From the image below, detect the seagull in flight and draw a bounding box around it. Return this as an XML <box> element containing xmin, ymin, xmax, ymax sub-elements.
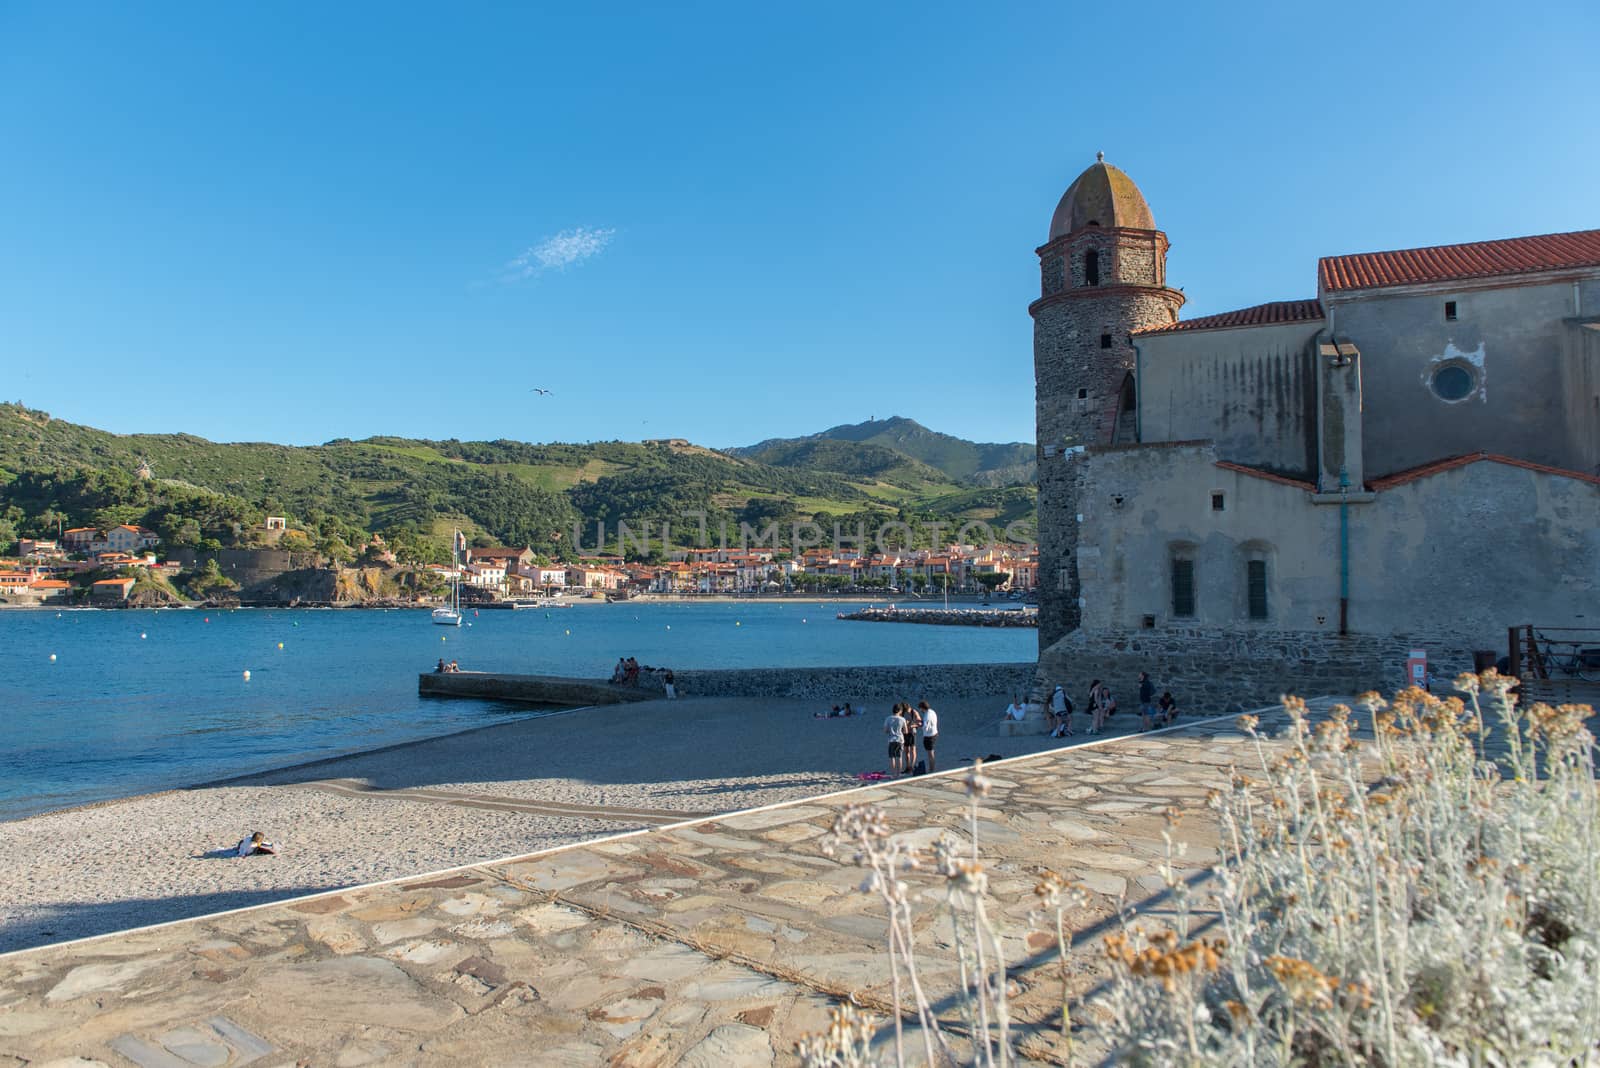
<box><xmin>530</xmin><ymin>388</ymin><xmax>554</xmax><ymax>396</ymax></box>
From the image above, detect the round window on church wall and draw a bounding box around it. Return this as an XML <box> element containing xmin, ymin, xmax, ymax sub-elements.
<box><xmin>1431</xmin><ymin>364</ymin><xmax>1475</xmax><ymax>402</ymax></box>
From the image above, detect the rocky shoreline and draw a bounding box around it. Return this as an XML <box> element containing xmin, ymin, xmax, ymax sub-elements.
<box><xmin>839</xmin><ymin>606</ymin><xmax>1039</xmax><ymax>627</ymax></box>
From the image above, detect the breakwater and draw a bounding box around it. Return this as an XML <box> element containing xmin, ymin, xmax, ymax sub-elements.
<box><xmin>839</xmin><ymin>607</ymin><xmax>1039</xmax><ymax>628</ymax></box>
<box><xmin>419</xmin><ymin>672</ymin><xmax>655</xmax><ymax>706</ymax></box>
<box><xmin>420</xmin><ymin>663</ymin><xmax>1035</xmax><ymax>705</ymax></box>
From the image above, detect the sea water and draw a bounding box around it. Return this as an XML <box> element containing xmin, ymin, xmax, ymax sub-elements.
<box><xmin>0</xmin><ymin>603</ymin><xmax>1031</xmax><ymax>819</ymax></box>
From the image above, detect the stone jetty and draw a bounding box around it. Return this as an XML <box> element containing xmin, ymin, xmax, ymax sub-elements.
<box><xmin>839</xmin><ymin>606</ymin><xmax>1039</xmax><ymax>627</ymax></box>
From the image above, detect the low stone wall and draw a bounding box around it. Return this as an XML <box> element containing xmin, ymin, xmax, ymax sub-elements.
<box><xmin>840</xmin><ymin>608</ymin><xmax>1038</xmax><ymax>628</ymax></box>
<box><xmin>418</xmin><ymin>672</ymin><xmax>654</xmax><ymax>707</ymax></box>
<box><xmin>1037</xmin><ymin>626</ymin><xmax>1480</xmax><ymax>715</ymax></box>
<box><xmin>638</xmin><ymin>662</ymin><xmax>1036</xmax><ymax>703</ymax></box>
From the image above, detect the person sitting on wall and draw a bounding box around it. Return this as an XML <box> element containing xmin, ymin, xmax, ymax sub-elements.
<box><xmin>624</xmin><ymin>657</ymin><xmax>640</xmax><ymax>686</ymax></box>
<box><xmin>446</xmin><ymin>660</ymin><xmax>460</xmax><ymax>673</ymax></box>
<box><xmin>611</xmin><ymin>657</ymin><xmax>628</xmax><ymax>684</ymax></box>
<box><xmin>1003</xmin><ymin>695</ymin><xmax>1028</xmax><ymax>721</ymax></box>
<box><xmin>436</xmin><ymin>658</ymin><xmax>447</xmax><ymax>673</ymax></box>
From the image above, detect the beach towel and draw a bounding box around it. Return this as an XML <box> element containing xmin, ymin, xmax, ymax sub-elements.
<box><xmin>855</xmin><ymin>771</ymin><xmax>894</xmax><ymax>781</ymax></box>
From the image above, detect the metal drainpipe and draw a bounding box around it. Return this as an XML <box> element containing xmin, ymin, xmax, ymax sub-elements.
<box><xmin>1338</xmin><ymin>464</ymin><xmax>1350</xmax><ymax>636</ymax></box>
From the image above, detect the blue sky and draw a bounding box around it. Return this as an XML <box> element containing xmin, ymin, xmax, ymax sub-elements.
<box><xmin>2</xmin><ymin>2</ymin><xmax>1594</xmax><ymax>449</ymax></box>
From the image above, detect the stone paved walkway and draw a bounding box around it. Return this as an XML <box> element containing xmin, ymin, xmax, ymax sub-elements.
<box><xmin>0</xmin><ymin>702</ymin><xmax>1339</xmax><ymax>1068</ymax></box>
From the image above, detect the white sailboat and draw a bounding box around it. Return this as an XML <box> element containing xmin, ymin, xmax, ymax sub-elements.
<box><xmin>432</xmin><ymin>530</ymin><xmax>464</xmax><ymax>626</ymax></box>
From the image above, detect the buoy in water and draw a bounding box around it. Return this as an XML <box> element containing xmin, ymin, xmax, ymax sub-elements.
<box><xmin>277</xmin><ymin>642</ymin><xmax>284</xmax><ymax>650</ymax></box>
<box><xmin>564</xmin><ymin>629</ymin><xmax>571</xmax><ymax>636</ymax></box>
<box><xmin>242</xmin><ymin>669</ymin><xmax>251</xmax><ymax>680</ymax></box>
<box><xmin>441</xmin><ymin>635</ymin><xmax>447</xmax><ymax>641</ymax></box>
<box><xmin>140</xmin><ymin>632</ymin><xmax>147</xmax><ymax>639</ymax></box>
<box><xmin>49</xmin><ymin>653</ymin><xmax>57</xmax><ymax>662</ymax></box>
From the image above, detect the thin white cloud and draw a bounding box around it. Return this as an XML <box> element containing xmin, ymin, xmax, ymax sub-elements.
<box><xmin>503</xmin><ymin>226</ymin><xmax>616</xmax><ymax>281</ymax></box>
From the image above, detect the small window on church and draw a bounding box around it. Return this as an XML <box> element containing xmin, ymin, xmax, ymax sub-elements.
<box><xmin>1085</xmin><ymin>249</ymin><xmax>1100</xmax><ymax>286</ymax></box>
<box><xmin>1431</xmin><ymin>364</ymin><xmax>1475</xmax><ymax>402</ymax></box>
<box><xmin>1211</xmin><ymin>492</ymin><xmax>1225</xmax><ymax>511</ymax></box>
<box><xmin>1247</xmin><ymin>560</ymin><xmax>1268</xmax><ymax>620</ymax></box>
<box><xmin>1171</xmin><ymin>558</ymin><xmax>1195</xmax><ymax>618</ymax></box>
<box><xmin>1444</xmin><ymin>301</ymin><xmax>1457</xmax><ymax>321</ymax></box>
<box><xmin>1077</xmin><ymin>388</ymin><xmax>1088</xmax><ymax>400</ymax></box>
<box><xmin>1100</xmin><ymin>334</ymin><xmax>1112</xmax><ymax>349</ymax></box>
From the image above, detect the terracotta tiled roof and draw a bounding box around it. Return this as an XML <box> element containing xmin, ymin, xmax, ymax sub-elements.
<box><xmin>1213</xmin><ymin>461</ymin><xmax>1317</xmax><ymax>491</ymax></box>
<box><xmin>1134</xmin><ymin>300</ymin><xmax>1324</xmax><ymax>337</ymax></box>
<box><xmin>1319</xmin><ymin>229</ymin><xmax>1600</xmax><ymax>293</ymax></box>
<box><xmin>1367</xmin><ymin>453</ymin><xmax>1600</xmax><ymax>490</ymax></box>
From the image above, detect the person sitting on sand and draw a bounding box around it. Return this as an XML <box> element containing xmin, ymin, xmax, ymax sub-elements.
<box><xmin>235</xmin><ymin>831</ymin><xmax>277</xmax><ymax>857</ymax></box>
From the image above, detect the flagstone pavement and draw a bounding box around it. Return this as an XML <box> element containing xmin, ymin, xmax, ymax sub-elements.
<box><xmin>0</xmin><ymin>702</ymin><xmax>1344</xmax><ymax>1068</ymax></box>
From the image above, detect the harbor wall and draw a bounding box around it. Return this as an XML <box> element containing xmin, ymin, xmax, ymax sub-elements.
<box><xmin>637</xmin><ymin>662</ymin><xmax>1036</xmax><ymax>703</ymax></box>
<box><xmin>420</xmin><ymin>663</ymin><xmax>1036</xmax><ymax>707</ymax></box>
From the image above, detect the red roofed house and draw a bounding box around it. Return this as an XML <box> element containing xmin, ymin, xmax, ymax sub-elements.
<box><xmin>91</xmin><ymin>576</ymin><xmax>136</xmax><ymax>603</ymax></box>
<box><xmin>1031</xmin><ymin>154</ymin><xmax>1599</xmax><ymax>707</ymax></box>
<box><xmin>105</xmin><ymin>525</ymin><xmax>159</xmax><ymax>553</ymax></box>
<box><xmin>62</xmin><ymin>527</ymin><xmax>102</xmax><ymax>553</ymax></box>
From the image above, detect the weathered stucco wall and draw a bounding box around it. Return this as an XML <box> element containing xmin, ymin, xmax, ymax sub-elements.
<box><xmin>1135</xmin><ymin>320</ymin><xmax>1322</xmax><ymax>477</ymax></box>
<box><xmin>1332</xmin><ymin>276</ymin><xmax>1600</xmax><ymax>477</ymax></box>
<box><xmin>1075</xmin><ymin>442</ymin><xmax>1599</xmax><ymax>652</ymax></box>
<box><xmin>1561</xmin><ymin>314</ymin><xmax>1600</xmax><ymax>475</ymax></box>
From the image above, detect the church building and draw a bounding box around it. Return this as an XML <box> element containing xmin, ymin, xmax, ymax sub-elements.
<box><xmin>1032</xmin><ymin>156</ymin><xmax>1600</xmax><ymax>707</ymax></box>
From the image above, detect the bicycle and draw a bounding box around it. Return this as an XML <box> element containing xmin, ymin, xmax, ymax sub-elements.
<box><xmin>1532</xmin><ymin>633</ymin><xmax>1600</xmax><ymax>682</ymax></box>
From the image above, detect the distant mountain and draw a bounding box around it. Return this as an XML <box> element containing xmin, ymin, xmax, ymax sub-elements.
<box><xmin>731</xmin><ymin>417</ymin><xmax>1035</xmax><ymax>487</ymax></box>
<box><xmin>0</xmin><ymin>405</ymin><xmax>1035</xmax><ymax>557</ymax></box>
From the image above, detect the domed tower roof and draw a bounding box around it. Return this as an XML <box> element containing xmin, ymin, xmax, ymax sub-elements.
<box><xmin>1048</xmin><ymin>153</ymin><xmax>1155</xmax><ymax>240</ymax></box>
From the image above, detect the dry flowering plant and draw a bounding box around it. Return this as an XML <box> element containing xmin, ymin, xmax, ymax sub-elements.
<box><xmin>797</xmin><ymin>674</ymin><xmax>1599</xmax><ymax>1067</ymax></box>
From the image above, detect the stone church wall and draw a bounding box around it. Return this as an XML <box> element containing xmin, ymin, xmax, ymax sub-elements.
<box><xmin>1335</xmin><ymin>276</ymin><xmax>1600</xmax><ymax>478</ymax></box>
<box><xmin>1036</xmin><ymin>625</ymin><xmax>1478</xmax><ymax>716</ymax></box>
<box><xmin>1135</xmin><ymin>320</ymin><xmax>1322</xmax><ymax>477</ymax></box>
<box><xmin>1073</xmin><ymin>441</ymin><xmax>1598</xmax><ymax>654</ymax></box>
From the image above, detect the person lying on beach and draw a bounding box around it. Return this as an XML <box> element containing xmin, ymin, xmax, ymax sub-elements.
<box><xmin>235</xmin><ymin>831</ymin><xmax>277</xmax><ymax>857</ymax></box>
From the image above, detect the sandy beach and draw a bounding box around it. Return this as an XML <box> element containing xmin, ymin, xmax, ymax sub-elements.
<box><xmin>0</xmin><ymin>693</ymin><xmax>1133</xmax><ymax>955</ymax></box>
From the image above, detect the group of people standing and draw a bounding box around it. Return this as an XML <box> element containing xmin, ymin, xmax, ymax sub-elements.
<box><xmin>883</xmin><ymin>700</ymin><xmax>939</xmax><ymax>775</ymax></box>
<box><xmin>1044</xmin><ymin>671</ymin><xmax>1179</xmax><ymax>737</ymax></box>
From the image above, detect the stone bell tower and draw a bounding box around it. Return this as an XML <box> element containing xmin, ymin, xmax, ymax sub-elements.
<box><xmin>1030</xmin><ymin>154</ymin><xmax>1184</xmax><ymax>650</ymax></box>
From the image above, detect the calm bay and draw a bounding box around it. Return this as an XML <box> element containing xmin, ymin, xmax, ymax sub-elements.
<box><xmin>0</xmin><ymin>602</ymin><xmax>1032</xmax><ymax>819</ymax></box>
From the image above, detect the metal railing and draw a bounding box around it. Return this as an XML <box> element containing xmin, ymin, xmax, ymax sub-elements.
<box><xmin>1508</xmin><ymin>625</ymin><xmax>1600</xmax><ymax>682</ymax></box>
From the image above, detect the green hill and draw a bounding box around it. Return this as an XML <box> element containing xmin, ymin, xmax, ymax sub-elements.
<box><xmin>0</xmin><ymin>404</ymin><xmax>1035</xmax><ymax>559</ymax></box>
<box><xmin>731</xmin><ymin>416</ymin><xmax>1035</xmax><ymax>487</ymax></box>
